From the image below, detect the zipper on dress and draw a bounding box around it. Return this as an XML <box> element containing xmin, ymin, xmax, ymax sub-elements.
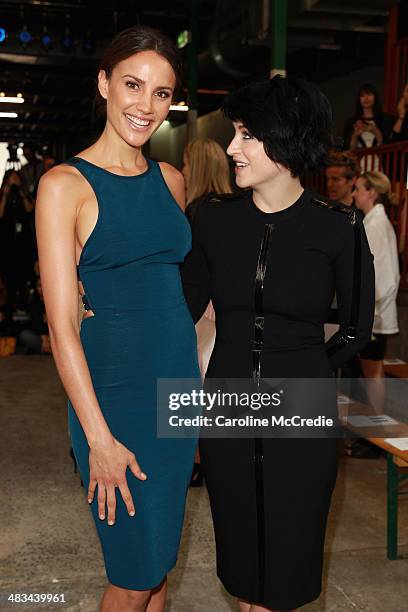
<box><xmin>252</xmin><ymin>222</ymin><xmax>274</xmax><ymax>602</ymax></box>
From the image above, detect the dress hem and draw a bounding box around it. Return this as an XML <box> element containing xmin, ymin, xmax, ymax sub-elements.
<box><xmin>106</xmin><ymin>558</ymin><xmax>177</xmax><ymax>592</ymax></box>
<box><xmin>218</xmin><ymin>573</ymin><xmax>322</xmax><ymax>611</ymax></box>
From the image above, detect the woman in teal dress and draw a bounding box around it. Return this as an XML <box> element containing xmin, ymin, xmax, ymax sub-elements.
<box><xmin>35</xmin><ymin>26</ymin><xmax>200</xmax><ymax>611</ymax></box>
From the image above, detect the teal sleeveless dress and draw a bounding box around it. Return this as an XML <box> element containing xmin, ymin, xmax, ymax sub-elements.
<box><xmin>65</xmin><ymin>156</ymin><xmax>200</xmax><ymax>590</ymax></box>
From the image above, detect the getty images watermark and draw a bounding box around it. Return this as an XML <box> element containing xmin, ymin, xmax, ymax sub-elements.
<box><xmin>167</xmin><ymin>388</ymin><xmax>334</xmax><ymax>429</ymax></box>
<box><xmin>157</xmin><ymin>378</ymin><xmax>343</xmax><ymax>438</ymax></box>
<box><xmin>157</xmin><ymin>377</ymin><xmax>408</xmax><ymax>439</ymax></box>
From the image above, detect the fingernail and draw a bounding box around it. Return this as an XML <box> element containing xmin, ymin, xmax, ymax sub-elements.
<box><xmin>129</xmin><ymin>511</ymin><xmax>135</xmax><ymax>516</ymax></box>
<box><xmin>141</xmin><ymin>472</ymin><xmax>147</xmax><ymax>479</ymax></box>
<box><xmin>99</xmin><ymin>514</ymin><xmax>105</xmax><ymax>520</ymax></box>
<box><xmin>108</xmin><ymin>520</ymin><xmax>114</xmax><ymax>525</ymax></box>
<box><xmin>88</xmin><ymin>498</ymin><xmax>92</xmax><ymax>503</ymax></box>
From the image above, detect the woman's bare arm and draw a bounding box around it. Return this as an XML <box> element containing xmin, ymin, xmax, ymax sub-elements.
<box><xmin>35</xmin><ymin>166</ymin><xmax>146</xmax><ymax>525</ymax></box>
<box><xmin>36</xmin><ymin>167</ymin><xmax>113</xmax><ymax>447</ymax></box>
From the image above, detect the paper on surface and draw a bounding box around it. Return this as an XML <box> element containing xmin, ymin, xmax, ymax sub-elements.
<box><xmin>384</xmin><ymin>358</ymin><xmax>406</xmax><ymax>365</ymax></box>
<box><xmin>384</xmin><ymin>438</ymin><xmax>408</xmax><ymax>451</ymax></box>
<box><xmin>347</xmin><ymin>415</ymin><xmax>399</xmax><ymax>427</ymax></box>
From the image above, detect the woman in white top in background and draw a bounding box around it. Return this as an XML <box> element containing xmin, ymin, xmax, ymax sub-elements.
<box><xmin>354</xmin><ymin>171</ymin><xmax>400</xmax><ymax>408</ymax></box>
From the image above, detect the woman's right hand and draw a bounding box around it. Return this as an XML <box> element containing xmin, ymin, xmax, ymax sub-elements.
<box><xmin>87</xmin><ymin>436</ymin><xmax>147</xmax><ymax>525</ymax></box>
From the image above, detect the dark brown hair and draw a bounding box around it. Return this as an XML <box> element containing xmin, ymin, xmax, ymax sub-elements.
<box><xmin>94</xmin><ymin>25</ymin><xmax>183</xmax><ymax>117</ymax></box>
<box><xmin>327</xmin><ymin>151</ymin><xmax>360</xmax><ymax>180</ymax></box>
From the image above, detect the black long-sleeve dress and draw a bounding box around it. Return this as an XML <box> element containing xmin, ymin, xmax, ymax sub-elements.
<box><xmin>181</xmin><ymin>188</ymin><xmax>374</xmax><ymax>610</ymax></box>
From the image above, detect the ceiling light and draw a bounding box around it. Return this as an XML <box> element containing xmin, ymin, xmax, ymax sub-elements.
<box><xmin>41</xmin><ymin>33</ymin><xmax>52</xmax><ymax>49</ymax></box>
<box><xmin>0</xmin><ymin>96</ymin><xmax>25</xmax><ymax>103</ymax></box>
<box><xmin>62</xmin><ymin>14</ymin><xmax>74</xmax><ymax>52</ymax></box>
<box><xmin>62</xmin><ymin>33</ymin><xmax>73</xmax><ymax>51</ymax></box>
<box><xmin>169</xmin><ymin>104</ymin><xmax>189</xmax><ymax>111</ymax></box>
<box><xmin>19</xmin><ymin>26</ymin><xmax>32</xmax><ymax>46</ymax></box>
<box><xmin>0</xmin><ymin>112</ymin><xmax>18</xmax><ymax>118</ymax></box>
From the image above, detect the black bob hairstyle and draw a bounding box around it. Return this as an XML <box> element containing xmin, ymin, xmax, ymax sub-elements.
<box><xmin>222</xmin><ymin>75</ymin><xmax>333</xmax><ymax>177</ymax></box>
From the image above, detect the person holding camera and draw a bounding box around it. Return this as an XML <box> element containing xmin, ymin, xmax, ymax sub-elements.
<box><xmin>391</xmin><ymin>82</ymin><xmax>408</xmax><ymax>142</ymax></box>
<box><xmin>343</xmin><ymin>83</ymin><xmax>394</xmax><ymax>152</ymax></box>
<box><xmin>0</xmin><ymin>170</ymin><xmax>35</xmax><ymax>309</ymax></box>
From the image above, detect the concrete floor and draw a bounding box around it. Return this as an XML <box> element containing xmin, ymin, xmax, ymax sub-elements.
<box><xmin>1</xmin><ymin>355</ymin><xmax>408</xmax><ymax>612</ymax></box>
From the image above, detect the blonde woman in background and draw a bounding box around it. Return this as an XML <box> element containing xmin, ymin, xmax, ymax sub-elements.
<box><xmin>354</xmin><ymin>171</ymin><xmax>400</xmax><ymax>409</ymax></box>
<box><xmin>182</xmin><ymin>138</ymin><xmax>233</xmax><ymax>378</ymax></box>
<box><xmin>182</xmin><ymin>138</ymin><xmax>232</xmax><ymax>486</ymax></box>
<box><xmin>183</xmin><ymin>138</ymin><xmax>232</xmax><ymax>220</ymax></box>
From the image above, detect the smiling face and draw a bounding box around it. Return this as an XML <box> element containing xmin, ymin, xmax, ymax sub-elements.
<box><xmin>226</xmin><ymin>122</ymin><xmax>283</xmax><ymax>189</ymax></box>
<box><xmin>98</xmin><ymin>50</ymin><xmax>176</xmax><ymax>147</ymax></box>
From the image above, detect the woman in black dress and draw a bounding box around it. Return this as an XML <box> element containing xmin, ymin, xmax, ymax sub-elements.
<box><xmin>182</xmin><ymin>76</ymin><xmax>375</xmax><ymax>611</ymax></box>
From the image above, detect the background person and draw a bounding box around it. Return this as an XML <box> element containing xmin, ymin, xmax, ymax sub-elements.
<box><xmin>182</xmin><ymin>137</ymin><xmax>233</xmax><ymax>379</ymax></box>
<box><xmin>183</xmin><ymin>137</ymin><xmax>232</xmax><ymax>221</ymax></box>
<box><xmin>0</xmin><ymin>170</ymin><xmax>35</xmax><ymax>309</ymax></box>
<box><xmin>390</xmin><ymin>82</ymin><xmax>408</xmax><ymax>142</ymax></box>
<box><xmin>325</xmin><ymin>152</ymin><xmax>360</xmax><ymax>206</ymax></box>
<box><xmin>182</xmin><ymin>137</ymin><xmax>233</xmax><ymax>486</ymax></box>
<box><xmin>354</xmin><ymin>171</ymin><xmax>400</xmax><ymax>410</ymax></box>
<box><xmin>343</xmin><ymin>83</ymin><xmax>394</xmax><ymax>151</ymax></box>
<box><xmin>20</xmin><ymin>144</ymin><xmax>43</xmax><ymax>198</ymax></box>
<box><xmin>0</xmin><ymin>274</ymin><xmax>14</xmax><ymax>336</ymax></box>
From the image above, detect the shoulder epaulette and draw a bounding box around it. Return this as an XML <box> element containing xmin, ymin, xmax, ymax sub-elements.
<box><xmin>207</xmin><ymin>192</ymin><xmax>245</xmax><ymax>204</ymax></box>
<box><xmin>311</xmin><ymin>196</ymin><xmax>356</xmax><ymax>225</ymax></box>
<box><xmin>312</xmin><ymin>195</ymin><xmax>362</xmax><ymax>353</ymax></box>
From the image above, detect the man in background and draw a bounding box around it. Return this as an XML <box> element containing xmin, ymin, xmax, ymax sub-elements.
<box><xmin>325</xmin><ymin>152</ymin><xmax>359</xmax><ymax>206</ymax></box>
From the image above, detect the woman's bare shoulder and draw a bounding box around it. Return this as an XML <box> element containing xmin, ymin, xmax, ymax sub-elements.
<box><xmin>37</xmin><ymin>163</ymin><xmax>88</xmax><ymax>212</ymax></box>
<box><xmin>157</xmin><ymin>161</ymin><xmax>185</xmax><ymax>210</ymax></box>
